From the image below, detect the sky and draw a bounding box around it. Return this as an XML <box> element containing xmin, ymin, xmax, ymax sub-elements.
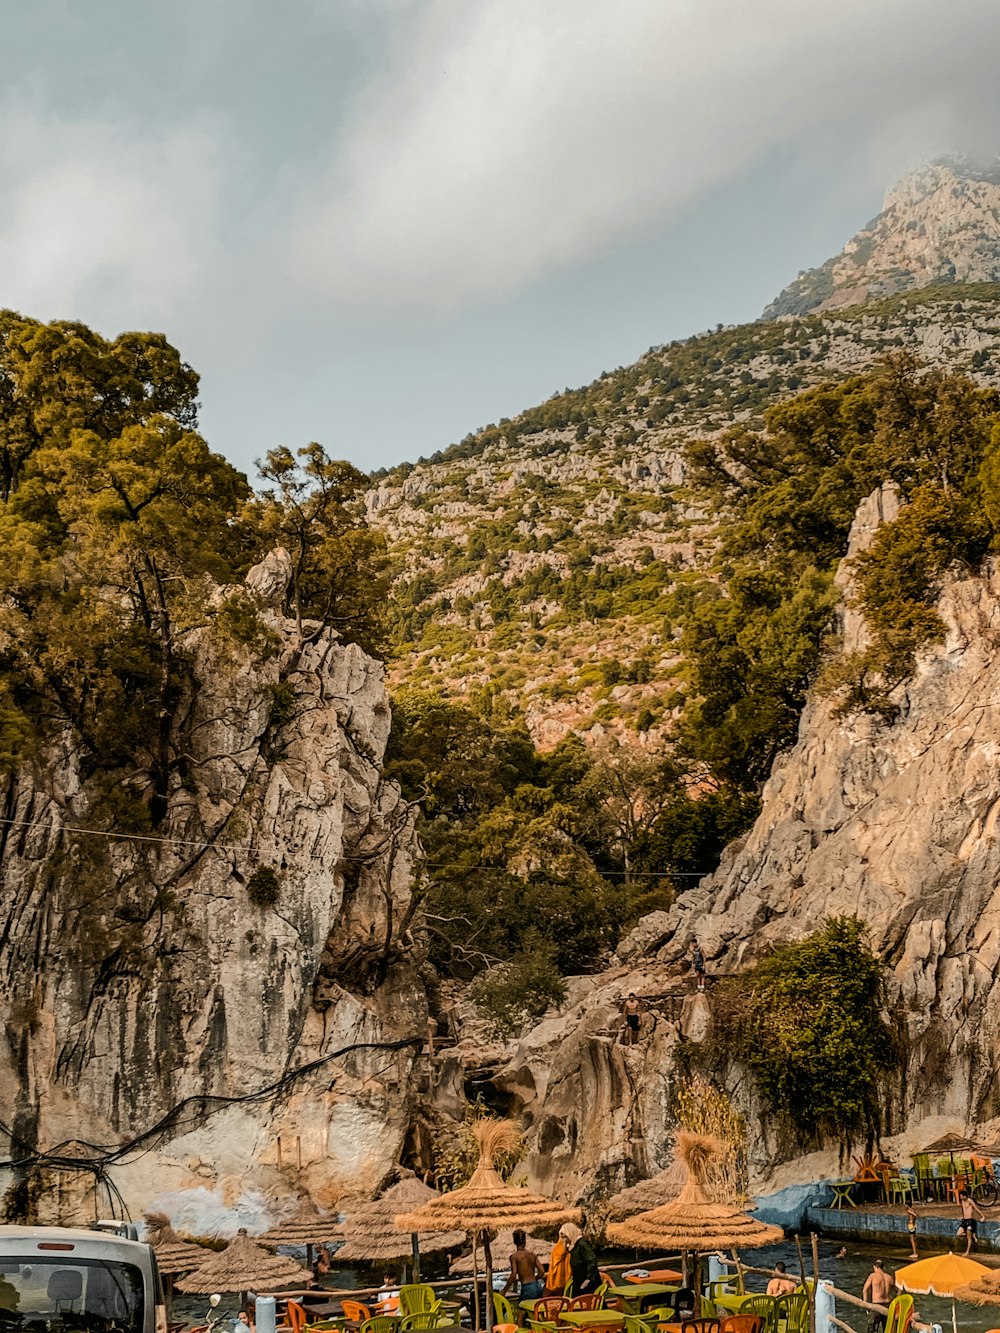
<box><xmin>3</xmin><ymin>0</ymin><xmax>1000</xmax><ymax>479</ymax></box>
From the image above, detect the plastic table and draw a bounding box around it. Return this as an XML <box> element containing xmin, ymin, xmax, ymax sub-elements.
<box><xmin>605</xmin><ymin>1284</ymin><xmax>678</xmax><ymax>1314</ymax></box>
<box><xmin>828</xmin><ymin>1179</ymin><xmax>857</xmax><ymax>1209</ymax></box>
<box><xmin>558</xmin><ymin>1314</ymin><xmax>626</xmax><ymax>1330</ymax></box>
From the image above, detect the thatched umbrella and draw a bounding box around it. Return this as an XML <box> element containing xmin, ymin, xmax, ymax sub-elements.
<box><xmin>258</xmin><ymin>1202</ymin><xmax>344</xmax><ymax>1273</ymax></box>
<box><xmin>396</xmin><ymin>1120</ymin><xmax>579</xmax><ymax>1333</ymax></box>
<box><xmin>450</xmin><ymin>1231</ymin><xmax>553</xmax><ymax>1275</ymax></box>
<box><xmin>607</xmin><ymin>1133</ymin><xmax>784</xmax><ymax>1292</ymax></box>
<box><xmin>143</xmin><ymin>1213</ymin><xmax>212</xmax><ymax>1276</ymax></box>
<box><xmin>175</xmin><ymin>1228</ymin><xmax>310</xmax><ymax>1299</ymax></box>
<box><xmin>953</xmin><ymin>1269</ymin><xmax>1000</xmax><ymax>1306</ymax></box>
<box><xmin>335</xmin><ymin>1176</ymin><xmax>465</xmax><ymax>1280</ymax></box>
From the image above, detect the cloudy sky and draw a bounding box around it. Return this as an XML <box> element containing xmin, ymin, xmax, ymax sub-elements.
<box><xmin>4</xmin><ymin>0</ymin><xmax>1000</xmax><ymax>477</ymax></box>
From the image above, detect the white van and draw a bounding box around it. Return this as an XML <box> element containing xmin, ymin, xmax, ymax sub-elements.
<box><xmin>0</xmin><ymin>1226</ymin><xmax>167</xmax><ymax>1333</ymax></box>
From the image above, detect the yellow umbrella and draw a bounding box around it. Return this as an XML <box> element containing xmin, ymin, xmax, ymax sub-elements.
<box><xmin>895</xmin><ymin>1252</ymin><xmax>990</xmax><ymax>1333</ymax></box>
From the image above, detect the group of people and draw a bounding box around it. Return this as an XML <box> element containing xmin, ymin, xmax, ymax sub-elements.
<box><xmin>619</xmin><ymin>942</ymin><xmax>710</xmax><ymax>1043</ymax></box>
<box><xmin>501</xmin><ymin>1224</ymin><xmax>601</xmax><ymax>1302</ymax></box>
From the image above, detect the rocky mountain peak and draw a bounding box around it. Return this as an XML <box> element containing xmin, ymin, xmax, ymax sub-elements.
<box><xmin>764</xmin><ymin>155</ymin><xmax>1000</xmax><ymax>318</ymax></box>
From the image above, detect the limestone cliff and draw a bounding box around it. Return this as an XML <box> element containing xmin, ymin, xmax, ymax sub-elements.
<box><xmin>766</xmin><ymin>157</ymin><xmax>1000</xmax><ymax>317</ymax></box>
<box><xmin>459</xmin><ymin>488</ymin><xmax>1000</xmax><ymax>1204</ymax></box>
<box><xmin>0</xmin><ymin>558</ymin><xmax>426</xmax><ymax>1231</ymax></box>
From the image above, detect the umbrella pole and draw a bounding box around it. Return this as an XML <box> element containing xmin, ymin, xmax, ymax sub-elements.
<box><xmin>412</xmin><ymin>1233</ymin><xmax>421</xmax><ymax>1284</ymax></box>
<box><xmin>483</xmin><ymin>1232</ymin><xmax>495</xmax><ymax>1333</ymax></box>
<box><xmin>473</xmin><ymin>1233</ymin><xmax>481</xmax><ymax>1333</ymax></box>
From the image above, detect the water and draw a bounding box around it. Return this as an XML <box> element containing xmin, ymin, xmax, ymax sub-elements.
<box><xmin>169</xmin><ymin>1239</ymin><xmax>999</xmax><ymax>1333</ymax></box>
<box><xmin>727</xmin><ymin>1238</ymin><xmax>998</xmax><ymax>1333</ymax></box>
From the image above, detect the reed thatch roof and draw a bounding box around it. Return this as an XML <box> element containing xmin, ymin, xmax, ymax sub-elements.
<box><xmin>143</xmin><ymin>1213</ymin><xmax>212</xmax><ymax>1276</ymax></box>
<box><xmin>450</xmin><ymin>1231</ymin><xmax>553</xmax><ymax>1275</ymax></box>
<box><xmin>175</xmin><ymin>1229</ymin><xmax>311</xmax><ymax>1294</ymax></box>
<box><xmin>606</xmin><ymin>1133</ymin><xmax>784</xmax><ymax>1253</ymax></box>
<box><xmin>954</xmin><ymin>1272</ymin><xmax>1000</xmax><ymax>1306</ymax></box>
<box><xmin>396</xmin><ymin>1120</ymin><xmax>579</xmax><ymax>1236</ymax></box>
<box><xmin>258</xmin><ymin>1200</ymin><xmax>343</xmax><ymax>1249</ymax></box>
<box><xmin>335</xmin><ymin>1176</ymin><xmax>465</xmax><ymax>1261</ymax></box>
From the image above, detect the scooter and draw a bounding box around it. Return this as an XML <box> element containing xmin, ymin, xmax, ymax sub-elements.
<box><xmin>189</xmin><ymin>1293</ymin><xmax>227</xmax><ymax>1333</ymax></box>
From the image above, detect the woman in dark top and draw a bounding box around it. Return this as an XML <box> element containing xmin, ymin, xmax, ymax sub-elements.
<box><xmin>559</xmin><ymin>1222</ymin><xmax>601</xmax><ymax>1294</ymax></box>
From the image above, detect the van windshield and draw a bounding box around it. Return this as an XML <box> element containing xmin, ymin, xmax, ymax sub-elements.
<box><xmin>0</xmin><ymin>1257</ymin><xmax>144</xmax><ymax>1333</ymax></box>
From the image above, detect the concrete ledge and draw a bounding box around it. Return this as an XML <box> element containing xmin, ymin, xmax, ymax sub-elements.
<box><xmin>804</xmin><ymin>1206</ymin><xmax>1000</xmax><ymax>1253</ymax></box>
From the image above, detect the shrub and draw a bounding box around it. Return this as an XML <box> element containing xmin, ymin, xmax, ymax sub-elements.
<box><xmin>247</xmin><ymin>866</ymin><xmax>281</xmax><ymax>906</ymax></box>
<box><xmin>470</xmin><ymin>948</ymin><xmax>567</xmax><ymax>1039</ymax></box>
<box><xmin>709</xmin><ymin>916</ymin><xmax>898</xmax><ymax>1145</ymax></box>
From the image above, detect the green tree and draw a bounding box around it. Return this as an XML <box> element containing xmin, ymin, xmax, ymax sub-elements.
<box><xmin>249</xmin><ymin>443</ymin><xmax>389</xmax><ymax>655</ymax></box>
<box><xmin>709</xmin><ymin>917</ymin><xmax>898</xmax><ymax>1145</ymax></box>
<box><xmin>0</xmin><ymin>310</ymin><xmax>199</xmax><ymax>501</ymax></box>
<box><xmin>0</xmin><ymin>415</ymin><xmax>249</xmax><ymax>820</ymax></box>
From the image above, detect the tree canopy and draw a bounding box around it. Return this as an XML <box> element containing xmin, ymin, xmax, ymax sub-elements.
<box><xmin>0</xmin><ymin>313</ymin><xmax>387</xmax><ymax>827</ymax></box>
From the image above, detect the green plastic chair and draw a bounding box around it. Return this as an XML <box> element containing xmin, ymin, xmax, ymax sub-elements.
<box><xmin>776</xmin><ymin>1294</ymin><xmax>809</xmax><ymax>1333</ymax></box>
<box><xmin>361</xmin><ymin>1320</ymin><xmax>399</xmax><ymax>1333</ymax></box>
<box><xmin>741</xmin><ymin>1297</ymin><xmax>778</xmax><ymax>1333</ymax></box>
<box><xmin>885</xmin><ymin>1294</ymin><xmax>914</xmax><ymax>1333</ymax></box>
<box><xmin>400</xmin><ymin>1316</ymin><xmax>446</xmax><ymax>1332</ymax></box>
<box><xmin>493</xmin><ymin>1294</ymin><xmax>519</xmax><ymax>1327</ymax></box>
<box><xmin>911</xmin><ymin>1153</ymin><xmax>933</xmax><ymax>1198</ymax></box>
<box><xmin>399</xmin><ymin>1287</ymin><xmax>440</xmax><ymax>1318</ymax></box>
<box><xmin>624</xmin><ymin>1318</ymin><xmax>656</xmax><ymax>1333</ymax></box>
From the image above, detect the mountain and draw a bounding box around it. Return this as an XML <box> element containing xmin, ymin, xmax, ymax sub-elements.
<box><xmin>765</xmin><ymin>157</ymin><xmax>1000</xmax><ymax>318</ymax></box>
<box><xmin>371</xmin><ymin>282</ymin><xmax>1000</xmax><ymax>751</ymax></box>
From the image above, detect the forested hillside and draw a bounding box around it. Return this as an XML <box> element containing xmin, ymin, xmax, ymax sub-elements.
<box><xmin>371</xmin><ymin>284</ymin><xmax>1000</xmax><ymax>1025</ymax></box>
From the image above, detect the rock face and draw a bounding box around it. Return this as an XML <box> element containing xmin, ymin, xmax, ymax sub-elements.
<box><xmin>0</xmin><ymin>566</ymin><xmax>426</xmax><ymax>1230</ymax></box>
<box><xmin>477</xmin><ymin>489</ymin><xmax>1000</xmax><ymax>1201</ymax></box>
<box><xmin>766</xmin><ymin>157</ymin><xmax>1000</xmax><ymax>317</ymax></box>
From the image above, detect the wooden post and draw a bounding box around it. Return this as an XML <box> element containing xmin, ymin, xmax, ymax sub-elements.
<box><xmin>472</xmin><ymin>1233</ymin><xmax>481</xmax><ymax>1333</ymax></box>
<box><xmin>731</xmin><ymin>1249</ymin><xmax>745</xmax><ymax>1295</ymax></box>
<box><xmin>483</xmin><ymin>1233</ymin><xmax>495</xmax><ymax>1333</ymax></box>
<box><xmin>411</xmin><ymin>1233</ymin><xmax>421</xmax><ymax>1284</ymax></box>
<box><xmin>811</xmin><ymin>1232</ymin><xmax>821</xmax><ymax>1333</ymax></box>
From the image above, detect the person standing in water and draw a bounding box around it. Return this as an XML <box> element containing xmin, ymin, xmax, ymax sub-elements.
<box><xmin>863</xmin><ymin>1260</ymin><xmax>895</xmax><ymax>1332</ymax></box>
<box><xmin>906</xmin><ymin>1204</ymin><xmax>919</xmax><ymax>1259</ymax></box>
<box><xmin>501</xmin><ymin>1231</ymin><xmax>547</xmax><ymax>1301</ymax></box>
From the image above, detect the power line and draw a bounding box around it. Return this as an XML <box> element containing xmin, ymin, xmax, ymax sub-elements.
<box><xmin>0</xmin><ymin>814</ymin><xmax>249</xmax><ymax>853</ymax></box>
<box><xmin>0</xmin><ymin>815</ymin><xmax>715</xmax><ymax>874</ymax></box>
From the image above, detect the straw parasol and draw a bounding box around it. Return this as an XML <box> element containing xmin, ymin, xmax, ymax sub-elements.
<box><xmin>953</xmin><ymin>1269</ymin><xmax>1000</xmax><ymax>1306</ymax></box>
<box><xmin>450</xmin><ymin>1231</ymin><xmax>553</xmax><ymax>1275</ymax></box>
<box><xmin>335</xmin><ymin>1175</ymin><xmax>465</xmax><ymax>1278</ymax></box>
<box><xmin>896</xmin><ymin>1252</ymin><xmax>991</xmax><ymax>1333</ymax></box>
<box><xmin>258</xmin><ymin>1199</ymin><xmax>344</xmax><ymax>1266</ymax></box>
<box><xmin>607</xmin><ymin>1132</ymin><xmax>783</xmax><ymax>1291</ymax></box>
<box><xmin>175</xmin><ymin>1228</ymin><xmax>311</xmax><ymax>1297</ymax></box>
<box><xmin>396</xmin><ymin>1119</ymin><xmax>579</xmax><ymax>1333</ymax></box>
<box><xmin>143</xmin><ymin>1213</ymin><xmax>212</xmax><ymax>1276</ymax></box>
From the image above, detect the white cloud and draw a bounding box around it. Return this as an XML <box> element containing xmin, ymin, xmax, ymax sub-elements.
<box><xmin>290</xmin><ymin>0</ymin><xmax>1000</xmax><ymax>316</ymax></box>
<box><xmin>0</xmin><ymin>105</ymin><xmax>225</xmax><ymax>331</ymax></box>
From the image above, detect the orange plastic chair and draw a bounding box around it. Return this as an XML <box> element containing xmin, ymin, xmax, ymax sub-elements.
<box><xmin>342</xmin><ymin>1302</ymin><xmax>373</xmax><ymax>1324</ymax></box>
<box><xmin>720</xmin><ymin>1318</ymin><xmax>762</xmax><ymax>1333</ymax></box>
<box><xmin>569</xmin><ymin>1297</ymin><xmax>603</xmax><ymax>1312</ymax></box>
<box><xmin>286</xmin><ymin>1303</ymin><xmax>307</xmax><ymax>1333</ymax></box>
<box><xmin>531</xmin><ymin>1297</ymin><xmax>569</xmax><ymax>1330</ymax></box>
<box><xmin>681</xmin><ymin>1321</ymin><xmax>720</xmax><ymax>1333</ymax></box>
